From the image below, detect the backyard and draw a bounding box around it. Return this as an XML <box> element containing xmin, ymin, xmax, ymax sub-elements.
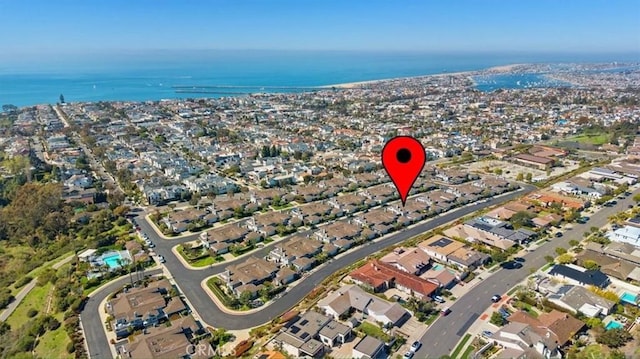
<box><xmin>356</xmin><ymin>321</ymin><xmax>391</xmax><ymax>342</ymax></box>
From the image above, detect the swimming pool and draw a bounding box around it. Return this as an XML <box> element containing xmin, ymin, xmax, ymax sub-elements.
<box><xmin>620</xmin><ymin>292</ymin><xmax>638</xmax><ymax>306</ymax></box>
<box><xmin>432</xmin><ymin>264</ymin><xmax>444</xmax><ymax>271</ymax></box>
<box><xmin>605</xmin><ymin>320</ymin><xmax>623</xmax><ymax>330</ymax></box>
<box><xmin>101</xmin><ymin>251</ymin><xmax>129</xmax><ymax>269</ymax></box>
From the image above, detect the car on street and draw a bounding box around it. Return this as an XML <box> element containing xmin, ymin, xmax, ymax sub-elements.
<box><xmin>513</xmin><ymin>262</ymin><xmax>523</xmax><ymax>269</ymax></box>
<box><xmin>555</xmin><ymin>232</ymin><xmax>563</xmax><ymax>238</ymax></box>
<box><xmin>441</xmin><ymin>307</ymin><xmax>451</xmax><ymax>316</ymax></box>
<box><xmin>403</xmin><ymin>351</ymin><xmax>414</xmax><ymax>359</ymax></box>
<box><xmin>514</xmin><ymin>257</ymin><xmax>525</xmax><ymax>263</ymax></box>
<box><xmin>491</xmin><ymin>294</ymin><xmax>502</xmax><ymax>302</ymax></box>
<box><xmin>147</xmin><ymin>241</ymin><xmax>155</xmax><ymax>248</ymax></box>
<box><xmin>410</xmin><ymin>341</ymin><xmax>422</xmax><ymax>352</ymax></box>
<box><xmin>158</xmin><ymin>255</ymin><xmax>166</xmax><ymax>263</ymax></box>
<box><xmin>481</xmin><ymin>330</ymin><xmax>493</xmax><ymax>337</ymax></box>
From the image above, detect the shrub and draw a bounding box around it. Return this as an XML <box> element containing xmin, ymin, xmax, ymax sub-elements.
<box><xmin>66</xmin><ymin>341</ymin><xmax>76</xmax><ymax>353</ymax></box>
<box><xmin>0</xmin><ymin>290</ymin><xmax>15</xmax><ymax>310</ymax></box>
<box><xmin>596</xmin><ymin>328</ymin><xmax>632</xmax><ymax>348</ymax></box>
<box><xmin>26</xmin><ymin>308</ymin><xmax>38</xmax><ymax>318</ymax></box>
<box><xmin>14</xmin><ymin>276</ymin><xmax>33</xmax><ymax>288</ymax></box>
<box><xmin>14</xmin><ymin>335</ymin><xmax>36</xmax><ymax>352</ymax></box>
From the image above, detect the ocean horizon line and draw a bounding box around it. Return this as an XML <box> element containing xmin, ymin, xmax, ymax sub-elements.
<box><xmin>2</xmin><ymin>52</ymin><xmax>639</xmax><ymax>108</ymax></box>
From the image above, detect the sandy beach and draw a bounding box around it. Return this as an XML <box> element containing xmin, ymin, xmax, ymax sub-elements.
<box><xmin>323</xmin><ymin>63</ymin><xmax>527</xmax><ymax>89</ymax></box>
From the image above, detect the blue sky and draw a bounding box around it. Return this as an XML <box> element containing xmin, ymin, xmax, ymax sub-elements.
<box><xmin>0</xmin><ymin>0</ymin><xmax>638</xmax><ymax>57</ymax></box>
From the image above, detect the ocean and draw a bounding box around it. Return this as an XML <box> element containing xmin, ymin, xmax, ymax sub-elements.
<box><xmin>0</xmin><ymin>50</ymin><xmax>638</xmax><ymax>107</ymax></box>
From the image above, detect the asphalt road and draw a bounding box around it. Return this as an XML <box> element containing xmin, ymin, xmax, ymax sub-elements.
<box><xmin>82</xmin><ymin>185</ymin><xmax>534</xmax><ymax>358</ymax></box>
<box><xmin>414</xmin><ymin>187</ymin><xmax>640</xmax><ymax>358</ymax></box>
<box><xmin>83</xmin><ymin>268</ymin><xmax>163</xmax><ymax>359</ymax></box>
<box><xmin>134</xmin><ymin>185</ymin><xmax>535</xmax><ymax>329</ymax></box>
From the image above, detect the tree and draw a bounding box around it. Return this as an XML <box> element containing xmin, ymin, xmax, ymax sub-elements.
<box><xmin>564</xmin><ymin>209</ymin><xmax>579</xmax><ymax>222</ymax></box>
<box><xmin>633</xmin><ymin>193</ymin><xmax>640</xmax><ymax>203</ymax></box>
<box><xmin>525</xmin><ymin>173</ymin><xmax>533</xmax><ymax>182</ymax></box>
<box><xmin>59</xmin><ymin>94</ymin><xmax>65</xmax><ymax>103</ymax></box>
<box><xmin>239</xmin><ymin>290</ymin><xmax>253</xmax><ymax>306</ymax></box>
<box><xmin>584</xmin><ymin>317</ymin><xmax>603</xmax><ymax>329</ymax></box>
<box><xmin>555</xmin><ymin>247</ymin><xmax>567</xmax><ymax>255</ymax></box>
<box><xmin>490</xmin><ymin>311</ymin><xmax>506</xmax><ymax>326</ymax></box>
<box><xmin>544</xmin><ymin>255</ymin><xmax>554</xmax><ymax>263</ymax></box>
<box><xmin>516</xmin><ymin>173</ymin><xmax>524</xmax><ymax>181</ymax></box>
<box><xmin>569</xmin><ymin>239</ymin><xmax>580</xmax><ymax>247</ymax></box>
<box><xmin>491</xmin><ymin>250</ymin><xmax>507</xmax><ymax>264</ymax></box>
<box><xmin>556</xmin><ymin>253</ymin><xmax>574</xmax><ymax>264</ymax></box>
<box><xmin>589</xmin><ymin>287</ymin><xmax>620</xmax><ymax>303</ymax></box>
<box><xmin>583</xmin><ymin>260</ymin><xmax>600</xmax><ymax>270</ymax></box>
<box><xmin>596</xmin><ymin>328</ymin><xmax>632</xmax><ymax>348</ymax></box>
<box><xmin>511</xmin><ymin>211</ymin><xmax>534</xmax><ymax>228</ymax></box>
<box><xmin>153</xmin><ymin>134</ymin><xmax>166</xmax><ymax>145</ymax></box>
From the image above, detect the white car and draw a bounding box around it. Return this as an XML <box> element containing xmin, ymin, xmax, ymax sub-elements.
<box><xmin>158</xmin><ymin>255</ymin><xmax>166</xmax><ymax>263</ymax></box>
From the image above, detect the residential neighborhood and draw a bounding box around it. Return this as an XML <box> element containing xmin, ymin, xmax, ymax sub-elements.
<box><xmin>1</xmin><ymin>62</ymin><xmax>639</xmax><ymax>359</ymax></box>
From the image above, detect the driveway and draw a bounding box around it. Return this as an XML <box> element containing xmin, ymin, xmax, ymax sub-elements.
<box><xmin>413</xmin><ymin>187</ymin><xmax>640</xmax><ymax>358</ymax></box>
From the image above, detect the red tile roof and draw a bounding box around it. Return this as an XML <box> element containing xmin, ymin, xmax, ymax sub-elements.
<box><xmin>350</xmin><ymin>260</ymin><xmax>438</xmax><ymax>298</ymax></box>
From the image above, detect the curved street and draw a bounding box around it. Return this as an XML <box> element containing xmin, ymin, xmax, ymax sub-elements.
<box><xmin>414</xmin><ymin>187</ymin><xmax>640</xmax><ymax>358</ymax></box>
<box><xmin>83</xmin><ymin>268</ymin><xmax>163</xmax><ymax>359</ymax></box>
<box><xmin>83</xmin><ymin>185</ymin><xmax>534</xmax><ymax>358</ymax></box>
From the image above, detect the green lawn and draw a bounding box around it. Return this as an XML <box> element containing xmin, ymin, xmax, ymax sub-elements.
<box><xmin>567</xmin><ymin>133</ymin><xmax>610</xmax><ymax>145</ymax></box>
<box><xmin>206</xmin><ymin>277</ymin><xmax>237</xmax><ymax>309</ymax></box>
<box><xmin>424</xmin><ymin>313</ymin><xmax>439</xmax><ymax>325</ymax></box>
<box><xmin>176</xmin><ymin>245</ymin><xmax>217</xmax><ymax>267</ymax></box>
<box><xmin>190</xmin><ymin>255</ymin><xmax>225</xmax><ymax>267</ymax></box>
<box><xmin>451</xmin><ymin>333</ymin><xmax>472</xmax><ymax>359</ymax></box>
<box><xmin>272</xmin><ymin>203</ymin><xmax>293</xmax><ymax>210</ymax></box>
<box><xmin>581</xmin><ymin>344</ymin><xmax>605</xmax><ymax>358</ymax></box>
<box><xmin>357</xmin><ymin>321</ymin><xmax>390</xmax><ymax>342</ymax></box>
<box><xmin>507</xmin><ymin>287</ymin><xmax>518</xmax><ymax>296</ymax></box>
<box><xmin>460</xmin><ymin>345</ymin><xmax>475</xmax><ymax>359</ymax></box>
<box><xmin>35</xmin><ymin>325</ymin><xmax>73</xmax><ymax>359</ymax></box>
<box><xmin>6</xmin><ymin>282</ymin><xmax>53</xmax><ymax>330</ymax></box>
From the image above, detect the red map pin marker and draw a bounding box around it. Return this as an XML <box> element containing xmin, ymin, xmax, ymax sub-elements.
<box><xmin>382</xmin><ymin>136</ymin><xmax>426</xmax><ymax>206</ymax></box>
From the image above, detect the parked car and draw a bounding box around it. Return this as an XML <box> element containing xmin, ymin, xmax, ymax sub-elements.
<box><xmin>410</xmin><ymin>341</ymin><xmax>422</xmax><ymax>352</ymax></box>
<box><xmin>158</xmin><ymin>255</ymin><xmax>166</xmax><ymax>263</ymax></box>
<box><xmin>514</xmin><ymin>257</ymin><xmax>525</xmax><ymax>263</ymax></box>
<box><xmin>403</xmin><ymin>352</ymin><xmax>414</xmax><ymax>359</ymax></box>
<box><xmin>491</xmin><ymin>294</ymin><xmax>502</xmax><ymax>303</ymax></box>
<box><xmin>433</xmin><ymin>295</ymin><xmax>445</xmax><ymax>304</ymax></box>
<box><xmin>482</xmin><ymin>330</ymin><xmax>493</xmax><ymax>337</ymax></box>
<box><xmin>441</xmin><ymin>307</ymin><xmax>451</xmax><ymax>316</ymax></box>
<box><xmin>555</xmin><ymin>232</ymin><xmax>563</xmax><ymax>238</ymax></box>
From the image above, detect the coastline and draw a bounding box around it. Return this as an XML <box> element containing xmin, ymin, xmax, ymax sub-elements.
<box><xmin>323</xmin><ymin>63</ymin><xmax>527</xmax><ymax>89</ymax></box>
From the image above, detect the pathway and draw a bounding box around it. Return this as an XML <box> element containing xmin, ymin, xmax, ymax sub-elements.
<box><xmin>0</xmin><ymin>254</ymin><xmax>75</xmax><ymax>322</ymax></box>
